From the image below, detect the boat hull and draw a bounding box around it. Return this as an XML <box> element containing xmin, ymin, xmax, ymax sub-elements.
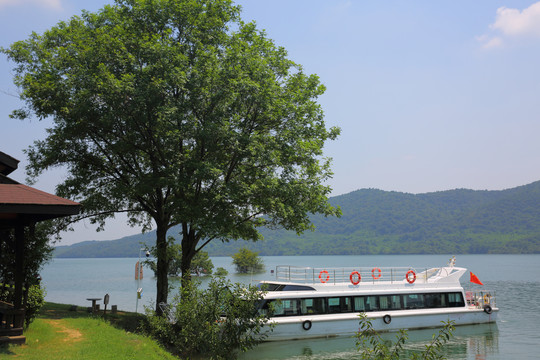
<box><xmin>264</xmin><ymin>307</ymin><xmax>498</xmax><ymax>341</ymax></box>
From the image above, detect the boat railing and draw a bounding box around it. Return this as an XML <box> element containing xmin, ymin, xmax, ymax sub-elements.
<box><xmin>274</xmin><ymin>265</ymin><xmax>454</xmax><ymax>285</ymax></box>
<box><xmin>466</xmin><ymin>290</ymin><xmax>496</xmax><ymax>309</ymax></box>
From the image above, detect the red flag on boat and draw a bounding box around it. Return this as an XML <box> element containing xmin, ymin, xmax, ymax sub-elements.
<box><xmin>470</xmin><ymin>272</ymin><xmax>483</xmax><ymax>285</ymax></box>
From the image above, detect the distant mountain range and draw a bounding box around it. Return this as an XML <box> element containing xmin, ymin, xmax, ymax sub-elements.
<box><xmin>54</xmin><ymin>181</ymin><xmax>540</xmax><ymax>258</ymax></box>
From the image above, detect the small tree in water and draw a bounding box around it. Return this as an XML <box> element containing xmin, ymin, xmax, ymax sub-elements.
<box><xmin>232</xmin><ymin>248</ymin><xmax>264</xmax><ymax>273</ymax></box>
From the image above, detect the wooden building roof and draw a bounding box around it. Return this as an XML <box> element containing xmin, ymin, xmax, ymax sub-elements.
<box><xmin>0</xmin><ymin>184</ymin><xmax>80</xmax><ymax>226</ymax></box>
<box><xmin>0</xmin><ymin>151</ymin><xmax>80</xmax><ymax>227</ymax></box>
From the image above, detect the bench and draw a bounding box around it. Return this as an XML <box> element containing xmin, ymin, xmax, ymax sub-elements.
<box><xmin>86</xmin><ymin>298</ymin><xmax>101</xmax><ymax>313</ymax></box>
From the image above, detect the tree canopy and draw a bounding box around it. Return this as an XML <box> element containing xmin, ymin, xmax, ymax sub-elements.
<box><xmin>145</xmin><ymin>240</ymin><xmax>214</xmax><ymax>277</ymax></box>
<box><xmin>2</xmin><ymin>0</ymin><xmax>340</xmax><ymax>312</ymax></box>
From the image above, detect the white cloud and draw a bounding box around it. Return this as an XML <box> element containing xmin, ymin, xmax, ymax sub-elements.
<box><xmin>491</xmin><ymin>2</ymin><xmax>540</xmax><ymax>37</ymax></box>
<box><xmin>479</xmin><ymin>1</ymin><xmax>540</xmax><ymax>49</ymax></box>
<box><xmin>0</xmin><ymin>0</ymin><xmax>62</xmax><ymax>10</ymax></box>
<box><xmin>477</xmin><ymin>35</ymin><xmax>503</xmax><ymax>50</ymax></box>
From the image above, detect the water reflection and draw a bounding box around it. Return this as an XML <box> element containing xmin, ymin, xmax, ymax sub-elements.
<box><xmin>240</xmin><ymin>323</ymin><xmax>499</xmax><ymax>360</ymax></box>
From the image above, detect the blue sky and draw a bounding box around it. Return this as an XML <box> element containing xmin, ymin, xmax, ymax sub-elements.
<box><xmin>2</xmin><ymin>0</ymin><xmax>540</xmax><ymax>245</ymax></box>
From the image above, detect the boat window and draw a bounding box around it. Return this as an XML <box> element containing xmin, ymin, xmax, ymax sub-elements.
<box><xmin>365</xmin><ymin>295</ymin><xmax>379</xmax><ymax>311</ymax></box>
<box><xmin>424</xmin><ymin>293</ymin><xmax>442</xmax><ymax>308</ymax></box>
<box><xmin>342</xmin><ymin>297</ymin><xmax>353</xmax><ymax>313</ymax></box>
<box><xmin>380</xmin><ymin>295</ymin><xmax>401</xmax><ymax>310</ymax></box>
<box><xmin>256</xmin><ymin>300</ymin><xmax>268</xmax><ymax>316</ymax></box>
<box><xmin>261</xmin><ymin>299</ymin><xmax>300</xmax><ymax>316</ymax></box>
<box><xmin>257</xmin><ymin>283</ymin><xmax>315</xmax><ymax>291</ymax></box>
<box><xmin>283</xmin><ymin>299</ymin><xmax>299</xmax><ymax>316</ymax></box>
<box><xmin>440</xmin><ymin>294</ymin><xmax>447</xmax><ymax>307</ymax></box>
<box><xmin>300</xmin><ymin>298</ymin><xmax>325</xmax><ymax>315</ymax></box>
<box><xmin>281</xmin><ymin>285</ymin><xmax>316</xmax><ymax>291</ymax></box>
<box><xmin>403</xmin><ymin>294</ymin><xmax>425</xmax><ymax>309</ymax></box>
<box><xmin>328</xmin><ymin>297</ymin><xmax>341</xmax><ymax>313</ymax></box>
<box><xmin>353</xmin><ymin>295</ymin><xmax>379</xmax><ymax>312</ymax></box>
<box><xmin>448</xmin><ymin>292</ymin><xmax>465</xmax><ymax>307</ymax></box>
<box><xmin>258</xmin><ymin>283</ymin><xmax>284</xmax><ymax>291</ymax></box>
<box><xmin>353</xmin><ymin>296</ymin><xmax>365</xmax><ymax>311</ymax></box>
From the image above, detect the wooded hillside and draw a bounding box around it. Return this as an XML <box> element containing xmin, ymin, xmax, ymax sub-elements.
<box><xmin>54</xmin><ymin>181</ymin><xmax>540</xmax><ymax>257</ymax></box>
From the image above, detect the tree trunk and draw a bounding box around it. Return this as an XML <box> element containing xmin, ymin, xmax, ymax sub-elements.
<box><xmin>155</xmin><ymin>222</ymin><xmax>169</xmax><ymax>316</ymax></box>
<box><xmin>180</xmin><ymin>227</ymin><xmax>197</xmax><ymax>291</ymax></box>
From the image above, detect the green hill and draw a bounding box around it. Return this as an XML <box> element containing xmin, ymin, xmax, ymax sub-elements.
<box><xmin>54</xmin><ymin>181</ymin><xmax>540</xmax><ymax>257</ymax></box>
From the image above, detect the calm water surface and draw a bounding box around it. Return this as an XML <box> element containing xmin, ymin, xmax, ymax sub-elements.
<box><xmin>41</xmin><ymin>254</ymin><xmax>540</xmax><ymax>359</ymax></box>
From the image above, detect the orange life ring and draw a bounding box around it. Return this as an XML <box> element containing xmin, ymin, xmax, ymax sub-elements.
<box><xmin>406</xmin><ymin>270</ymin><xmax>416</xmax><ymax>284</ymax></box>
<box><xmin>372</xmin><ymin>267</ymin><xmax>382</xmax><ymax>280</ymax></box>
<box><xmin>350</xmin><ymin>271</ymin><xmax>361</xmax><ymax>285</ymax></box>
<box><xmin>319</xmin><ymin>270</ymin><xmax>330</xmax><ymax>283</ymax></box>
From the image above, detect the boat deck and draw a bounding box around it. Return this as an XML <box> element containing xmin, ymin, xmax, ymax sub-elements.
<box><xmin>274</xmin><ymin>265</ymin><xmax>464</xmax><ymax>285</ymax></box>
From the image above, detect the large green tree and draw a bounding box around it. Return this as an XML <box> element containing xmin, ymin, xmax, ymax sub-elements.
<box><xmin>2</xmin><ymin>0</ymin><xmax>340</xmax><ymax>313</ymax></box>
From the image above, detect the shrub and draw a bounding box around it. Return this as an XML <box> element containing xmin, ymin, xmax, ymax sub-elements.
<box><xmin>24</xmin><ymin>284</ymin><xmax>46</xmax><ymax>328</ymax></box>
<box><xmin>144</xmin><ymin>277</ymin><xmax>271</xmax><ymax>359</ymax></box>
<box><xmin>356</xmin><ymin>313</ymin><xmax>455</xmax><ymax>359</ymax></box>
<box><xmin>0</xmin><ymin>283</ymin><xmax>45</xmax><ymax>328</ymax></box>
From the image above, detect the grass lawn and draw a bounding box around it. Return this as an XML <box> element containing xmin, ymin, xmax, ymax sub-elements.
<box><xmin>0</xmin><ymin>302</ymin><xmax>179</xmax><ymax>360</ymax></box>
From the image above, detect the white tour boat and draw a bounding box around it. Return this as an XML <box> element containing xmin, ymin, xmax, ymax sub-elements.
<box><xmin>256</xmin><ymin>257</ymin><xmax>497</xmax><ymax>341</ymax></box>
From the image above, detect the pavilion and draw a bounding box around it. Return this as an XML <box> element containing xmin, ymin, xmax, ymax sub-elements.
<box><xmin>0</xmin><ymin>151</ymin><xmax>80</xmax><ymax>344</ymax></box>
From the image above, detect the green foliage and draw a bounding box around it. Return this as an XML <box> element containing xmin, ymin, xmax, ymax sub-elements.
<box><xmin>144</xmin><ymin>277</ymin><xmax>271</xmax><ymax>359</ymax></box>
<box><xmin>145</xmin><ymin>237</ymin><xmax>214</xmax><ymax>276</ymax></box>
<box><xmin>356</xmin><ymin>313</ymin><xmax>455</xmax><ymax>360</ymax></box>
<box><xmin>189</xmin><ymin>250</ymin><xmax>214</xmax><ymax>276</ymax></box>
<box><xmin>232</xmin><ymin>247</ymin><xmax>264</xmax><ymax>273</ymax></box>
<box><xmin>24</xmin><ymin>284</ymin><xmax>46</xmax><ymax>328</ymax></box>
<box><xmin>0</xmin><ymin>222</ymin><xmax>52</xmax><ymax>327</ymax></box>
<box><xmin>0</xmin><ymin>223</ymin><xmax>54</xmax><ymax>283</ymax></box>
<box><xmin>214</xmin><ymin>267</ymin><xmax>229</xmax><ymax>276</ymax></box>
<box><xmin>0</xmin><ymin>283</ymin><xmax>46</xmax><ymax>328</ymax></box>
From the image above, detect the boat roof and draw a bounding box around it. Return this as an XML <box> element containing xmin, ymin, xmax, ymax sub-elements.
<box><xmin>259</xmin><ymin>262</ymin><xmax>467</xmax><ymax>297</ymax></box>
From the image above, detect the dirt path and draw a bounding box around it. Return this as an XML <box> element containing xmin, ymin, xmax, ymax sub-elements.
<box><xmin>43</xmin><ymin>319</ymin><xmax>83</xmax><ymax>343</ymax></box>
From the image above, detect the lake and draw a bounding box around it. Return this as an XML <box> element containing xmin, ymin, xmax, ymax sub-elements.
<box><xmin>41</xmin><ymin>254</ymin><xmax>540</xmax><ymax>359</ymax></box>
